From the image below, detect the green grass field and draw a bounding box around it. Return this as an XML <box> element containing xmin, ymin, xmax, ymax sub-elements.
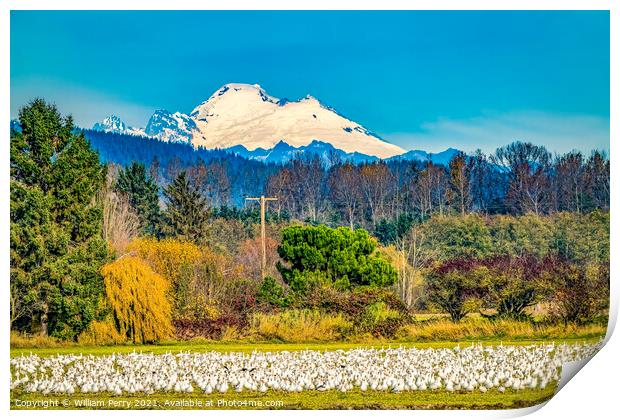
<box><xmin>10</xmin><ymin>386</ymin><xmax>557</xmax><ymax>410</ymax></box>
<box><xmin>11</xmin><ymin>336</ymin><xmax>601</xmax><ymax>358</ymax></box>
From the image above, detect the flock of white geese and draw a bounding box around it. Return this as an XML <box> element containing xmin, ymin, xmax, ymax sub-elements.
<box><xmin>11</xmin><ymin>342</ymin><xmax>599</xmax><ymax>396</ymax></box>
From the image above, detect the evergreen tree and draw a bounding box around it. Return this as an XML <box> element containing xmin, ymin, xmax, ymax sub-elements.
<box><xmin>10</xmin><ymin>99</ymin><xmax>109</xmax><ymax>338</ymax></box>
<box><xmin>277</xmin><ymin>225</ymin><xmax>397</xmax><ymax>291</ymax></box>
<box><xmin>115</xmin><ymin>161</ymin><xmax>161</xmax><ymax>236</ymax></box>
<box><xmin>162</xmin><ymin>171</ymin><xmax>210</xmax><ymax>243</ymax></box>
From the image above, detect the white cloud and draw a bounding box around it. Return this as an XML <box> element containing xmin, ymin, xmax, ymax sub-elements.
<box><xmin>384</xmin><ymin>111</ymin><xmax>609</xmax><ymax>155</ymax></box>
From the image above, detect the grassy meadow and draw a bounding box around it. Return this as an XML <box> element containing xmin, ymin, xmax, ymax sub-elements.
<box><xmin>11</xmin><ymin>336</ymin><xmax>603</xmax><ymax>358</ymax></box>
<box><xmin>10</xmin><ymin>385</ymin><xmax>558</xmax><ymax>410</ymax></box>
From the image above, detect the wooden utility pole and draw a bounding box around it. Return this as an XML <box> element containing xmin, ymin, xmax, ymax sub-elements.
<box><xmin>245</xmin><ymin>195</ymin><xmax>277</xmax><ymax>279</ymax></box>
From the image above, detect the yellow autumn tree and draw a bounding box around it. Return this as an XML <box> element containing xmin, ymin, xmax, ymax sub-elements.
<box><xmin>102</xmin><ymin>256</ymin><xmax>173</xmax><ymax>343</ymax></box>
<box><xmin>125</xmin><ymin>237</ymin><xmax>246</xmax><ymax>321</ymax></box>
<box><xmin>127</xmin><ymin>237</ymin><xmax>202</xmax><ymax>284</ymax></box>
<box><xmin>77</xmin><ymin>319</ymin><xmax>126</xmax><ymax>345</ymax></box>
<box><xmin>127</xmin><ymin>238</ymin><xmax>202</xmax><ymax>318</ymax></box>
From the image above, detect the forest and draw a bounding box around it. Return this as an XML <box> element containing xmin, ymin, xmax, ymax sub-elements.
<box><xmin>10</xmin><ymin>99</ymin><xmax>610</xmax><ymax>345</ymax></box>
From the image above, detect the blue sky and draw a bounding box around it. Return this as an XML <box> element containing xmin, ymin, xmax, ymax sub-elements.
<box><xmin>10</xmin><ymin>10</ymin><xmax>609</xmax><ymax>154</ymax></box>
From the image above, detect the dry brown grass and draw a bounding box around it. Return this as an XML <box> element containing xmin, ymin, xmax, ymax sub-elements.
<box><xmin>12</xmin><ymin>316</ymin><xmax>606</xmax><ymax>348</ymax></box>
<box><xmin>10</xmin><ymin>331</ymin><xmax>66</xmax><ymax>349</ymax></box>
<box><xmin>250</xmin><ymin>310</ymin><xmax>352</xmax><ymax>342</ymax></box>
<box><xmin>398</xmin><ymin>318</ymin><xmax>606</xmax><ymax>341</ymax></box>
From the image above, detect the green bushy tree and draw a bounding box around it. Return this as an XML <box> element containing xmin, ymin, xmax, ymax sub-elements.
<box><xmin>551</xmin><ymin>211</ymin><xmax>609</xmax><ymax>263</ymax></box>
<box><xmin>373</xmin><ymin>212</ymin><xmax>419</xmax><ymax>245</ymax></box>
<box><xmin>10</xmin><ymin>99</ymin><xmax>109</xmax><ymax>338</ymax></box>
<box><xmin>409</xmin><ymin>212</ymin><xmax>609</xmax><ymax>266</ymax></box>
<box><xmin>418</xmin><ymin>214</ymin><xmax>494</xmax><ymax>261</ymax></box>
<box><xmin>257</xmin><ymin>276</ymin><xmax>290</xmax><ymax>307</ymax></box>
<box><xmin>488</xmin><ymin>214</ymin><xmax>552</xmax><ymax>258</ymax></box>
<box><xmin>277</xmin><ymin>225</ymin><xmax>397</xmax><ymax>292</ymax></box>
<box><xmin>115</xmin><ymin>161</ymin><xmax>160</xmax><ymax>236</ymax></box>
<box><xmin>162</xmin><ymin>171</ymin><xmax>210</xmax><ymax>243</ymax></box>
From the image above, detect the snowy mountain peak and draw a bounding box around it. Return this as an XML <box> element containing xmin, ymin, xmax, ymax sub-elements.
<box><xmin>92</xmin><ymin>115</ymin><xmax>145</xmax><ymax>137</ymax></box>
<box><xmin>302</xmin><ymin>94</ymin><xmax>319</xmax><ymax>102</ymax></box>
<box><xmin>145</xmin><ymin>109</ymin><xmax>194</xmax><ymax>143</ymax></box>
<box><xmin>191</xmin><ymin>83</ymin><xmax>279</xmax><ymax>122</ymax></box>
<box><xmin>93</xmin><ymin>115</ymin><xmax>126</xmax><ymax>133</ymax></box>
<box><xmin>190</xmin><ymin>83</ymin><xmax>405</xmax><ymax>158</ymax></box>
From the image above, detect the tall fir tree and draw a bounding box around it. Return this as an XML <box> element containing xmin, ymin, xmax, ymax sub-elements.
<box><xmin>115</xmin><ymin>161</ymin><xmax>161</xmax><ymax>236</ymax></box>
<box><xmin>162</xmin><ymin>171</ymin><xmax>210</xmax><ymax>243</ymax></box>
<box><xmin>10</xmin><ymin>98</ymin><xmax>109</xmax><ymax>338</ymax></box>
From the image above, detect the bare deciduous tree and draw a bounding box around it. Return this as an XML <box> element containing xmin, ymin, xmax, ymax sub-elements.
<box><xmin>359</xmin><ymin>162</ymin><xmax>394</xmax><ymax>228</ymax></box>
<box><xmin>328</xmin><ymin>163</ymin><xmax>362</xmax><ymax>229</ymax></box>
<box><xmin>492</xmin><ymin>142</ymin><xmax>551</xmax><ymax>215</ymax></box>
<box><xmin>99</xmin><ymin>167</ymin><xmax>141</xmax><ymax>253</ymax></box>
<box><xmin>448</xmin><ymin>152</ymin><xmax>473</xmax><ymax>215</ymax></box>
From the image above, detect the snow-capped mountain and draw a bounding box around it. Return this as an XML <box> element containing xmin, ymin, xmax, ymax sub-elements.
<box><xmin>93</xmin><ymin>115</ymin><xmax>125</xmax><ymax>133</ymax></box>
<box><xmin>87</xmin><ymin>83</ymin><xmax>459</xmax><ymax>163</ymax></box>
<box><xmin>92</xmin><ymin>115</ymin><xmax>145</xmax><ymax>137</ymax></box>
<box><xmin>145</xmin><ymin>110</ymin><xmax>195</xmax><ymax>143</ymax></box>
<box><xmin>190</xmin><ymin>83</ymin><xmax>405</xmax><ymax>159</ymax></box>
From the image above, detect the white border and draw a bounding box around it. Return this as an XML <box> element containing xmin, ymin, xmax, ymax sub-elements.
<box><xmin>0</xmin><ymin>0</ymin><xmax>615</xmax><ymax>10</ymax></box>
<box><xmin>2</xmin><ymin>2</ymin><xmax>616</xmax><ymax>420</ymax></box>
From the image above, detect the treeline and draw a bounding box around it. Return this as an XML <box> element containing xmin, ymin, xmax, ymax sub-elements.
<box><xmin>265</xmin><ymin>146</ymin><xmax>609</xmax><ymax>229</ymax></box>
<box><xmin>82</xmin><ymin>127</ymin><xmax>609</xmax><ymax>231</ymax></box>
<box><xmin>83</xmin><ymin>128</ymin><xmax>280</xmax><ymax>206</ymax></box>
